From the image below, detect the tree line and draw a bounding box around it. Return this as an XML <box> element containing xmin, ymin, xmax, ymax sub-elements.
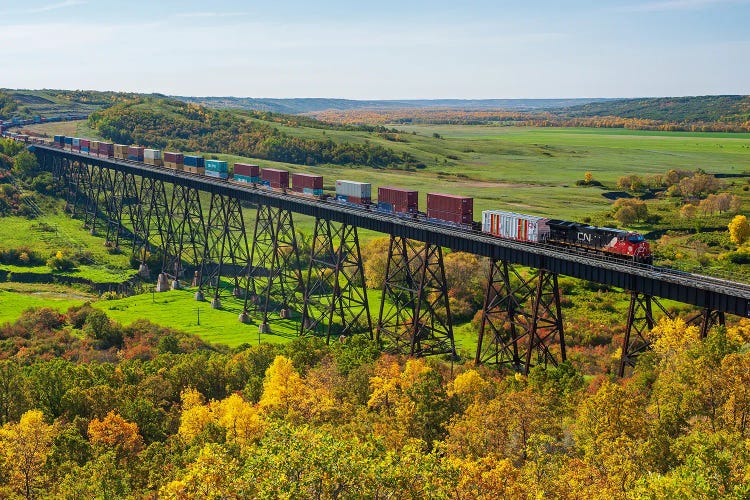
<box><xmin>0</xmin><ymin>304</ymin><xmax>749</xmax><ymax>498</ymax></box>
<box><xmin>88</xmin><ymin>99</ymin><xmax>423</xmax><ymax>170</ymax></box>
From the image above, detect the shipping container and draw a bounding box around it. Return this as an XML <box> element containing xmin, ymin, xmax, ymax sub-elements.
<box><xmin>378</xmin><ymin>186</ymin><xmax>418</xmax><ymax>214</ymax></box>
<box><xmin>64</xmin><ymin>137</ymin><xmax>73</xmax><ymax>151</ymax></box>
<box><xmin>205</xmin><ymin>170</ymin><xmax>229</xmax><ymax>180</ymax></box>
<box><xmin>335</xmin><ymin>180</ymin><xmax>371</xmax><ymax>204</ymax></box>
<box><xmin>80</xmin><ymin>139</ymin><xmax>90</xmax><ymax>153</ymax></box>
<box><xmin>89</xmin><ymin>141</ymin><xmax>100</xmax><ymax>155</ymax></box>
<box><xmin>292</xmin><ymin>173</ymin><xmax>324</xmax><ymax>196</ymax></box>
<box><xmin>163</xmin><ymin>152</ymin><xmax>183</xmax><ymax>163</ymax></box>
<box><xmin>184</xmin><ymin>166</ymin><xmax>205</xmax><ymax>175</ymax></box>
<box><xmin>98</xmin><ymin>142</ymin><xmax>114</xmax><ymax>157</ymax></box>
<box><xmin>53</xmin><ymin>135</ymin><xmax>65</xmax><ymax>146</ymax></box>
<box><xmin>205</xmin><ymin>159</ymin><xmax>228</xmax><ymax>173</ymax></box>
<box><xmin>426</xmin><ymin>193</ymin><xmax>473</xmax><ymax>215</ymax></box>
<box><xmin>127</xmin><ymin>146</ymin><xmax>144</xmax><ymax>161</ymax></box>
<box><xmin>426</xmin><ymin>209</ymin><xmax>474</xmax><ymax>225</ymax></box>
<box><xmin>261</xmin><ymin>168</ymin><xmax>289</xmax><ymax>189</ymax></box>
<box><xmin>233</xmin><ymin>163</ymin><xmax>260</xmax><ymax>178</ymax></box>
<box><xmin>114</xmin><ymin>144</ymin><xmax>129</xmax><ymax>159</ymax></box>
<box><xmin>144</xmin><ymin>149</ymin><xmax>163</xmax><ymax>166</ymax></box>
<box><xmin>163</xmin><ymin>152</ymin><xmax>184</xmax><ymax>170</ymax></box>
<box><xmin>482</xmin><ymin>210</ymin><xmax>550</xmax><ymax>243</ymax></box>
<box><xmin>183</xmin><ymin>155</ymin><xmax>204</xmax><ymax>168</ymax></box>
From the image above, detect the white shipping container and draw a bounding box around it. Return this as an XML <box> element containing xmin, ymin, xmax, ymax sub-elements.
<box><xmin>144</xmin><ymin>149</ymin><xmax>162</xmax><ymax>160</ymax></box>
<box><xmin>336</xmin><ymin>180</ymin><xmax>371</xmax><ymax>199</ymax></box>
<box><xmin>482</xmin><ymin>210</ymin><xmax>550</xmax><ymax>243</ymax></box>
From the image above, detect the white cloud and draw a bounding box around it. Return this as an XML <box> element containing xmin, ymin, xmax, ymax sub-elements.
<box><xmin>27</xmin><ymin>0</ymin><xmax>86</xmax><ymax>14</ymax></box>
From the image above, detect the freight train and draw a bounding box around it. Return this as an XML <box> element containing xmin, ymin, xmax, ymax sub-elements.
<box><xmin>4</xmin><ymin>133</ymin><xmax>653</xmax><ymax>263</ymax></box>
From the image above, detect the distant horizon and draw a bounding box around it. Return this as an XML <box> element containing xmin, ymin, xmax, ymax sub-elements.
<box><xmin>2</xmin><ymin>0</ymin><xmax>748</xmax><ymax>98</ymax></box>
<box><xmin>6</xmin><ymin>89</ymin><xmax>748</xmax><ymax>101</ymax></box>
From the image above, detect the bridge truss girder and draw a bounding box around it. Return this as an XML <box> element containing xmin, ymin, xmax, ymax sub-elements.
<box><xmin>376</xmin><ymin>236</ymin><xmax>456</xmax><ymax>358</ymax></box>
<box><xmin>245</xmin><ymin>204</ymin><xmax>304</xmax><ymax>324</ymax></box>
<box><xmin>300</xmin><ymin>218</ymin><xmax>372</xmax><ymax>341</ymax></box>
<box><xmin>476</xmin><ymin>259</ymin><xmax>565</xmax><ymax>374</ymax></box>
<box><xmin>196</xmin><ymin>193</ymin><xmax>250</xmax><ymax>307</ymax></box>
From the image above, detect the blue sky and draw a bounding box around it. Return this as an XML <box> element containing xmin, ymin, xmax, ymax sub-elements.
<box><xmin>1</xmin><ymin>0</ymin><xmax>748</xmax><ymax>98</ymax></box>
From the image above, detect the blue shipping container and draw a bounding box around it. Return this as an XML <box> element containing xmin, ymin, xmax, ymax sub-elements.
<box><xmin>205</xmin><ymin>159</ymin><xmax>228</xmax><ymax>172</ymax></box>
<box><xmin>233</xmin><ymin>175</ymin><xmax>259</xmax><ymax>184</ymax></box>
<box><xmin>205</xmin><ymin>171</ymin><xmax>229</xmax><ymax>179</ymax></box>
<box><xmin>303</xmin><ymin>188</ymin><xmax>324</xmax><ymax>196</ymax></box>
<box><xmin>81</xmin><ymin>147</ymin><xmax>89</xmax><ymax>153</ymax></box>
<box><xmin>377</xmin><ymin>201</ymin><xmax>394</xmax><ymax>213</ymax></box>
<box><xmin>64</xmin><ymin>137</ymin><xmax>73</xmax><ymax>144</ymax></box>
<box><xmin>184</xmin><ymin>155</ymin><xmax>204</xmax><ymax>168</ymax></box>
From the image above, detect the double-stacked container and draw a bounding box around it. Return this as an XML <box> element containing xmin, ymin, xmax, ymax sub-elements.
<box><xmin>233</xmin><ymin>163</ymin><xmax>259</xmax><ymax>184</ymax></box>
<box><xmin>183</xmin><ymin>155</ymin><xmax>205</xmax><ymax>174</ymax></box>
<box><xmin>336</xmin><ymin>180</ymin><xmax>371</xmax><ymax>205</ymax></box>
<box><xmin>292</xmin><ymin>173</ymin><xmax>324</xmax><ymax>197</ymax></box>
<box><xmin>71</xmin><ymin>138</ymin><xmax>80</xmax><ymax>152</ymax></box>
<box><xmin>114</xmin><ymin>144</ymin><xmax>129</xmax><ymax>159</ymax></box>
<box><xmin>426</xmin><ymin>193</ymin><xmax>473</xmax><ymax>225</ymax></box>
<box><xmin>261</xmin><ymin>168</ymin><xmax>289</xmax><ymax>189</ymax></box>
<box><xmin>53</xmin><ymin>135</ymin><xmax>65</xmax><ymax>147</ymax></box>
<box><xmin>127</xmin><ymin>146</ymin><xmax>144</xmax><ymax>162</ymax></box>
<box><xmin>205</xmin><ymin>159</ymin><xmax>229</xmax><ymax>179</ymax></box>
<box><xmin>90</xmin><ymin>141</ymin><xmax>100</xmax><ymax>156</ymax></box>
<box><xmin>378</xmin><ymin>186</ymin><xmax>418</xmax><ymax>214</ymax></box>
<box><xmin>99</xmin><ymin>142</ymin><xmax>114</xmax><ymax>157</ymax></box>
<box><xmin>80</xmin><ymin>139</ymin><xmax>90</xmax><ymax>153</ymax></box>
<box><xmin>164</xmin><ymin>152</ymin><xmax>184</xmax><ymax>170</ymax></box>
<box><xmin>144</xmin><ymin>149</ymin><xmax>163</xmax><ymax>166</ymax></box>
<box><xmin>64</xmin><ymin>137</ymin><xmax>73</xmax><ymax>151</ymax></box>
<box><xmin>482</xmin><ymin>210</ymin><xmax>550</xmax><ymax>243</ymax></box>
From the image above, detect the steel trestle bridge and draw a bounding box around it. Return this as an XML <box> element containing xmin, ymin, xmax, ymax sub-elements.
<box><xmin>32</xmin><ymin>144</ymin><xmax>750</xmax><ymax>376</ymax></box>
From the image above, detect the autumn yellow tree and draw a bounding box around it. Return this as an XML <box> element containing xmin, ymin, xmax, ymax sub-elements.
<box><xmin>258</xmin><ymin>355</ymin><xmax>306</xmax><ymax>420</ymax></box>
<box><xmin>0</xmin><ymin>409</ymin><xmax>56</xmax><ymax>499</ymax></box>
<box><xmin>728</xmin><ymin>214</ymin><xmax>750</xmax><ymax>245</ymax></box>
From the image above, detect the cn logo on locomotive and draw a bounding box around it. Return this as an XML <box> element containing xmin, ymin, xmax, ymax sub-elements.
<box><xmin>577</xmin><ymin>232</ymin><xmax>592</xmax><ymax>243</ymax></box>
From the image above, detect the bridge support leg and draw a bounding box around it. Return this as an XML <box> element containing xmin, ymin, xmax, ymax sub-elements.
<box><xmin>102</xmin><ymin>169</ymin><xmax>126</xmax><ymax>249</ymax></box>
<box><xmin>476</xmin><ymin>260</ymin><xmax>565</xmax><ymax>373</ymax></box>
<box><xmin>245</xmin><ymin>205</ymin><xmax>303</xmax><ymax>327</ymax></box>
<box><xmin>618</xmin><ymin>291</ymin><xmax>670</xmax><ymax>377</ymax></box>
<box><xmin>162</xmin><ymin>185</ymin><xmax>205</xmax><ymax>287</ymax></box>
<box><xmin>300</xmin><ymin>219</ymin><xmax>372</xmax><ymax>341</ymax></box>
<box><xmin>196</xmin><ymin>193</ymin><xmax>250</xmax><ymax>309</ymax></box>
<box><xmin>376</xmin><ymin>236</ymin><xmax>456</xmax><ymax>357</ymax></box>
<box><xmin>687</xmin><ymin>308</ymin><xmax>726</xmax><ymax>339</ymax></box>
<box><xmin>81</xmin><ymin>163</ymin><xmax>102</xmax><ymax>233</ymax></box>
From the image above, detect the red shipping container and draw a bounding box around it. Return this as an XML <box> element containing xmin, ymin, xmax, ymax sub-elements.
<box><xmin>426</xmin><ymin>193</ymin><xmax>473</xmax><ymax>215</ymax></box>
<box><xmin>427</xmin><ymin>209</ymin><xmax>474</xmax><ymax>224</ymax></box>
<box><xmin>378</xmin><ymin>186</ymin><xmax>418</xmax><ymax>213</ymax></box>
<box><xmin>98</xmin><ymin>142</ymin><xmax>114</xmax><ymax>156</ymax></box>
<box><xmin>234</xmin><ymin>163</ymin><xmax>260</xmax><ymax>177</ymax></box>
<box><xmin>261</xmin><ymin>168</ymin><xmax>289</xmax><ymax>189</ymax></box>
<box><xmin>164</xmin><ymin>152</ymin><xmax>184</xmax><ymax>163</ymax></box>
<box><xmin>80</xmin><ymin>139</ymin><xmax>90</xmax><ymax>148</ymax></box>
<box><xmin>128</xmin><ymin>146</ymin><xmax>144</xmax><ymax>155</ymax></box>
<box><xmin>292</xmin><ymin>173</ymin><xmax>323</xmax><ymax>190</ymax></box>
